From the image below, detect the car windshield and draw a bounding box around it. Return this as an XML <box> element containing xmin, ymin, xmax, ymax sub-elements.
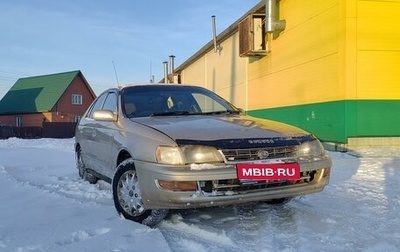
<box><xmin>122</xmin><ymin>85</ymin><xmax>239</xmax><ymax>118</ymax></box>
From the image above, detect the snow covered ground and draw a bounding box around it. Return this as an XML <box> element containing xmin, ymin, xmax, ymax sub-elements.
<box><xmin>0</xmin><ymin>138</ymin><xmax>399</xmax><ymax>252</ymax></box>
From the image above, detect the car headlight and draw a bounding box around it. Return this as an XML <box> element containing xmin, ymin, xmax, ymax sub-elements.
<box><xmin>181</xmin><ymin>145</ymin><xmax>224</xmax><ymax>164</ymax></box>
<box><xmin>156</xmin><ymin>146</ymin><xmax>184</xmax><ymax>165</ymax></box>
<box><xmin>296</xmin><ymin>140</ymin><xmax>325</xmax><ymax>158</ymax></box>
<box><xmin>156</xmin><ymin>145</ymin><xmax>223</xmax><ymax>165</ymax></box>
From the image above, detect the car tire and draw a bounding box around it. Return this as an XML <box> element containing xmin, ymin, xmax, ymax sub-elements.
<box><xmin>265</xmin><ymin>197</ymin><xmax>292</xmax><ymax>205</ymax></box>
<box><xmin>112</xmin><ymin>158</ymin><xmax>168</xmax><ymax>228</ymax></box>
<box><xmin>76</xmin><ymin>148</ymin><xmax>97</xmax><ymax>184</ymax></box>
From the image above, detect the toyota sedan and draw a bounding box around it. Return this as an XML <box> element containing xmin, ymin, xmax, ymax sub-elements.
<box><xmin>75</xmin><ymin>84</ymin><xmax>331</xmax><ymax>227</ymax></box>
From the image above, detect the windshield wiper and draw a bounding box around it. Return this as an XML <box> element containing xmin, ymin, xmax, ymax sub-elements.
<box><xmin>201</xmin><ymin>110</ymin><xmax>241</xmax><ymax>115</ymax></box>
<box><xmin>151</xmin><ymin>111</ymin><xmax>191</xmax><ymax>117</ymax></box>
<box><xmin>151</xmin><ymin>110</ymin><xmax>240</xmax><ymax>117</ymax></box>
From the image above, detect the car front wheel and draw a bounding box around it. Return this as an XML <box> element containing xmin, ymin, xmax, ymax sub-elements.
<box><xmin>112</xmin><ymin>158</ymin><xmax>168</xmax><ymax>228</ymax></box>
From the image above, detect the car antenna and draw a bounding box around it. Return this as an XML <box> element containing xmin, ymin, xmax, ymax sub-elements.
<box><xmin>112</xmin><ymin>60</ymin><xmax>120</xmax><ymax>87</ymax></box>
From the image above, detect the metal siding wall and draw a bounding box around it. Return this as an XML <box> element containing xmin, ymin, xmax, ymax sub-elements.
<box><xmin>181</xmin><ymin>34</ymin><xmax>248</xmax><ymax>109</ymax></box>
<box><xmin>248</xmin><ymin>100</ymin><xmax>400</xmax><ymax>143</ymax></box>
<box><xmin>356</xmin><ymin>0</ymin><xmax>400</xmax><ymax>99</ymax></box>
<box><xmin>349</xmin><ymin>100</ymin><xmax>400</xmax><ymax>137</ymax></box>
<box><xmin>207</xmin><ymin>33</ymin><xmax>248</xmax><ymax>109</ymax></box>
<box><xmin>248</xmin><ymin>101</ymin><xmax>346</xmax><ymax>142</ymax></box>
<box><xmin>177</xmin><ymin>0</ymin><xmax>400</xmax><ymax>143</ymax></box>
<box><xmin>180</xmin><ymin>57</ymin><xmax>207</xmax><ymax>86</ymax></box>
<box><xmin>248</xmin><ymin>0</ymin><xmax>340</xmax><ymax>110</ymax></box>
<box><xmin>247</xmin><ymin>0</ymin><xmax>400</xmax><ymax>142</ymax></box>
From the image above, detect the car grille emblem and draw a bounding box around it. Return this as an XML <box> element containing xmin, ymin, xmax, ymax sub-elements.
<box><xmin>257</xmin><ymin>150</ymin><xmax>270</xmax><ymax>159</ymax></box>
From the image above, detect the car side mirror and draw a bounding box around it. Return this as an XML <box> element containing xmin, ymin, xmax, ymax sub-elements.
<box><xmin>93</xmin><ymin>110</ymin><xmax>117</xmax><ymax>122</ymax></box>
<box><xmin>237</xmin><ymin>108</ymin><xmax>246</xmax><ymax>115</ymax></box>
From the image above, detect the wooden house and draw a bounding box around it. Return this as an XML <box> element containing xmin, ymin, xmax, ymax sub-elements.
<box><xmin>0</xmin><ymin>70</ymin><xmax>96</xmax><ymax>128</ymax></box>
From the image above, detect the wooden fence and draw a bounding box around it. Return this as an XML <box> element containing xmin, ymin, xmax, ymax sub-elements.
<box><xmin>0</xmin><ymin>122</ymin><xmax>77</xmax><ymax>139</ymax></box>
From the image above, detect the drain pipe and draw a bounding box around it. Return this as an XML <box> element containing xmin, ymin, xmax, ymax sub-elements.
<box><xmin>266</xmin><ymin>0</ymin><xmax>286</xmax><ymax>33</ymax></box>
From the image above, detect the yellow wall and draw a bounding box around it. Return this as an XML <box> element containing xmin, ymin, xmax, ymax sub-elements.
<box><xmin>180</xmin><ymin>33</ymin><xmax>248</xmax><ymax>109</ymax></box>
<box><xmin>338</xmin><ymin>0</ymin><xmax>357</xmax><ymax>99</ymax></box>
<box><xmin>356</xmin><ymin>0</ymin><xmax>400</xmax><ymax>99</ymax></box>
<box><xmin>248</xmin><ymin>0</ymin><xmax>341</xmax><ymax>110</ymax></box>
<box><xmin>180</xmin><ymin>57</ymin><xmax>206</xmax><ymax>86</ymax></box>
<box><xmin>175</xmin><ymin>0</ymin><xmax>400</xmax><ymax>143</ymax></box>
<box><xmin>179</xmin><ymin>0</ymin><xmax>400</xmax><ymax>110</ymax></box>
<box><xmin>247</xmin><ymin>0</ymin><xmax>400</xmax><ymax>109</ymax></box>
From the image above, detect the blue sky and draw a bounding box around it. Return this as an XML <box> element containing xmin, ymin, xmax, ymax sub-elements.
<box><xmin>0</xmin><ymin>0</ymin><xmax>260</xmax><ymax>97</ymax></box>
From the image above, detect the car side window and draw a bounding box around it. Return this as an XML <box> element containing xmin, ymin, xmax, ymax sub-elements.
<box><xmin>86</xmin><ymin>93</ymin><xmax>107</xmax><ymax>119</ymax></box>
<box><xmin>102</xmin><ymin>92</ymin><xmax>118</xmax><ymax>114</ymax></box>
<box><xmin>192</xmin><ymin>93</ymin><xmax>226</xmax><ymax>112</ymax></box>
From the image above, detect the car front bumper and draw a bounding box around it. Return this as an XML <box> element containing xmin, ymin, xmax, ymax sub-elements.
<box><xmin>134</xmin><ymin>156</ymin><xmax>332</xmax><ymax>209</ymax></box>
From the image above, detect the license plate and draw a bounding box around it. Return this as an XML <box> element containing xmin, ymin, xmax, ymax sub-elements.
<box><xmin>236</xmin><ymin>163</ymin><xmax>300</xmax><ymax>181</ymax></box>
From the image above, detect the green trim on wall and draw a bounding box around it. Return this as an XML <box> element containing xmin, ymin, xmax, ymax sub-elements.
<box><xmin>247</xmin><ymin>100</ymin><xmax>400</xmax><ymax>143</ymax></box>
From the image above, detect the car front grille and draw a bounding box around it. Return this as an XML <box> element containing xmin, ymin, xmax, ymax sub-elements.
<box><xmin>200</xmin><ymin>170</ymin><xmax>318</xmax><ymax>196</ymax></box>
<box><xmin>220</xmin><ymin>146</ymin><xmax>297</xmax><ymax>162</ymax></box>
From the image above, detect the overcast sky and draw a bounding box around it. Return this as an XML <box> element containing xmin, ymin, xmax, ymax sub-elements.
<box><xmin>0</xmin><ymin>0</ymin><xmax>260</xmax><ymax>97</ymax></box>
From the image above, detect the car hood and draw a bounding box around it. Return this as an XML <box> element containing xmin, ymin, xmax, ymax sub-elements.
<box><xmin>131</xmin><ymin>115</ymin><xmax>312</xmax><ymax>147</ymax></box>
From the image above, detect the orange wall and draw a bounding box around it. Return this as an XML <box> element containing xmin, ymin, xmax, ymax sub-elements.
<box><xmin>57</xmin><ymin>76</ymin><xmax>95</xmax><ymax>114</ymax></box>
<box><xmin>0</xmin><ymin>113</ymin><xmax>47</xmax><ymax>127</ymax></box>
<box><xmin>54</xmin><ymin>75</ymin><xmax>95</xmax><ymax>121</ymax></box>
<box><xmin>0</xmin><ymin>115</ymin><xmax>16</xmax><ymax>126</ymax></box>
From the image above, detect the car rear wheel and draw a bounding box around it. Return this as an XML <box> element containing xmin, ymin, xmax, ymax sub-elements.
<box><xmin>76</xmin><ymin>148</ymin><xmax>97</xmax><ymax>184</ymax></box>
<box><xmin>112</xmin><ymin>158</ymin><xmax>168</xmax><ymax>228</ymax></box>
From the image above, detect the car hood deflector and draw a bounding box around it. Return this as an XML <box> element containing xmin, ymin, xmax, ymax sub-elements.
<box><xmin>131</xmin><ymin>115</ymin><xmax>314</xmax><ymax>148</ymax></box>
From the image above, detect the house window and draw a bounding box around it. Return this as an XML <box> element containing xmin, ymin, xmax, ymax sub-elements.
<box><xmin>74</xmin><ymin>116</ymin><xmax>82</xmax><ymax>122</ymax></box>
<box><xmin>16</xmin><ymin>116</ymin><xmax>22</xmax><ymax>127</ymax></box>
<box><xmin>72</xmin><ymin>94</ymin><xmax>83</xmax><ymax>105</ymax></box>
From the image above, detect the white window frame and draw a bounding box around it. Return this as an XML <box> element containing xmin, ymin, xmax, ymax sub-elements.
<box><xmin>74</xmin><ymin>116</ymin><xmax>82</xmax><ymax>123</ymax></box>
<box><xmin>72</xmin><ymin>94</ymin><xmax>83</xmax><ymax>105</ymax></box>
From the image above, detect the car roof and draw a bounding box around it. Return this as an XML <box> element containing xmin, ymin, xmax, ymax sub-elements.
<box><xmin>121</xmin><ymin>83</ymin><xmax>196</xmax><ymax>89</ymax></box>
<box><xmin>101</xmin><ymin>84</ymin><xmax>200</xmax><ymax>92</ymax></box>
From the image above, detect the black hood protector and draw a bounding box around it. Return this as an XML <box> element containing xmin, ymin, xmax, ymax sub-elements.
<box><xmin>175</xmin><ymin>135</ymin><xmax>315</xmax><ymax>149</ymax></box>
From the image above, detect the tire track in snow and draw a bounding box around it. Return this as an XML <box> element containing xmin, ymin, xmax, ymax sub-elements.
<box><xmin>159</xmin><ymin>213</ymin><xmax>242</xmax><ymax>252</ymax></box>
<box><xmin>1</xmin><ymin>163</ymin><xmax>112</xmax><ymax>206</ymax></box>
<box><xmin>56</xmin><ymin>228</ymin><xmax>111</xmax><ymax>245</ymax></box>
